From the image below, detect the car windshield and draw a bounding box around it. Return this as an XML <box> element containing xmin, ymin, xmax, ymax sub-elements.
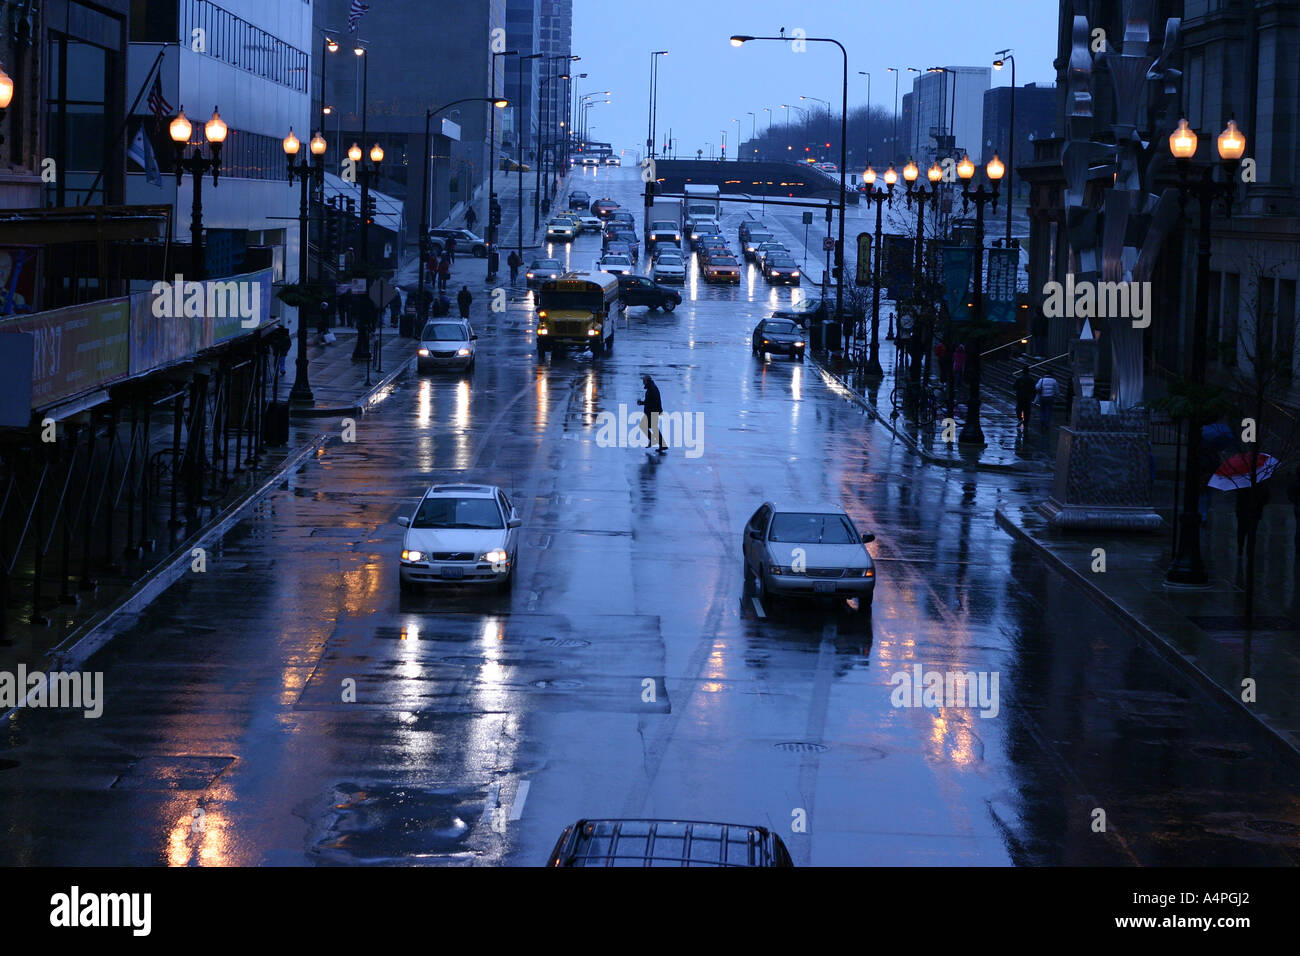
<box><xmin>421</xmin><ymin>323</ymin><xmax>467</xmax><ymax>341</ymax></box>
<box><xmin>530</xmin><ymin>260</ymin><xmax>561</xmax><ymax>270</ymax></box>
<box><xmin>651</xmin><ymin>221</ymin><xmax>677</xmax><ymax>230</ymax></box>
<box><xmin>764</xmin><ymin>320</ymin><xmax>798</xmax><ymax>335</ymax></box>
<box><xmin>603</xmin><ymin>256</ymin><xmax>631</xmax><ymax>265</ymax></box>
<box><xmin>412</xmin><ymin>496</ymin><xmax>503</xmax><ymax>529</ymax></box>
<box><xmin>656</xmin><ymin>256</ymin><xmax>683</xmax><ymax>266</ymax></box>
<box><xmin>547</xmin><ymin>220</ymin><xmax>571</xmax><ymax>228</ymax></box>
<box><xmin>711</xmin><ymin>257</ymin><xmax>739</xmax><ymax>266</ymax></box>
<box><xmin>748</xmin><ymin>234</ymin><xmax>774</xmax><ymax>244</ymax></box>
<box><xmin>768</xmin><ymin>512</ymin><xmax>858</xmax><ymax>544</ymax></box>
<box><xmin>769</xmin><ymin>257</ymin><xmax>797</xmax><ymax>268</ymax></box>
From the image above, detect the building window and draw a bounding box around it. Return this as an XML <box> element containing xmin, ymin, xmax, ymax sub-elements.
<box><xmin>45</xmin><ymin>32</ymin><xmax>117</xmax><ymax>207</ymax></box>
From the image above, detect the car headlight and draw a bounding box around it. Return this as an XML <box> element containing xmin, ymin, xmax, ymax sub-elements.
<box><xmin>794</xmin><ymin>341</ymin><xmax>805</xmax><ymax>347</ymax></box>
<box><xmin>537</xmin><ymin>327</ymin><xmax>548</xmax><ymax>335</ymax></box>
<box><xmin>526</xmin><ymin>273</ymin><xmax>534</xmax><ymax>278</ymax></box>
<box><xmin>417</xmin><ymin>348</ymin><xmax>430</xmax><ymax>356</ymax></box>
<box><xmin>587</xmin><ymin>328</ymin><xmax>600</xmax><ymax>336</ymax></box>
<box><xmin>791</xmin><ymin>271</ymin><xmax>800</xmax><ymax>277</ymax></box>
<box><xmin>402</xmin><ymin>550</ymin><xmax>424</xmax><ymax>562</ymax></box>
<box><xmin>456</xmin><ymin>347</ymin><xmax>471</xmax><ymax>356</ymax></box>
<box><xmin>481</xmin><ymin>549</ymin><xmax>508</xmax><ymax>564</ymax></box>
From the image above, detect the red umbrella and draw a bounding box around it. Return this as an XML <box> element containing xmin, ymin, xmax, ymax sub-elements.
<box><xmin>1209</xmin><ymin>452</ymin><xmax>1279</xmax><ymax>490</ymax></box>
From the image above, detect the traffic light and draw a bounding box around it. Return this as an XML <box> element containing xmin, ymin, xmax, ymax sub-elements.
<box><xmin>490</xmin><ymin>197</ymin><xmax>502</xmax><ymax>226</ymax></box>
<box><xmin>362</xmin><ymin>193</ymin><xmax>376</xmax><ymax>224</ymax></box>
<box><xmin>326</xmin><ymin>200</ymin><xmax>341</xmax><ymax>249</ymax></box>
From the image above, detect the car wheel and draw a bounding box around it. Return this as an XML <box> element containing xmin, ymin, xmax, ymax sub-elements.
<box><xmin>663</xmin><ymin>301</ymin><xmax>676</xmax><ymax>312</ymax></box>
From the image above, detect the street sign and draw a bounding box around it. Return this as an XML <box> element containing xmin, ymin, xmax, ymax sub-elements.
<box><xmin>802</xmin><ymin>211</ymin><xmax>814</xmax><ymax>225</ymax></box>
<box><xmin>855</xmin><ymin>232</ymin><xmax>872</xmax><ymax>287</ymax></box>
<box><xmin>822</xmin><ymin>236</ymin><xmax>836</xmax><ymax>252</ymax></box>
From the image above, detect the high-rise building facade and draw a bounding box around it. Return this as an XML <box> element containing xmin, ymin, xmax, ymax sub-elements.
<box><xmin>505</xmin><ymin>0</ymin><xmax>541</xmax><ymax>157</ymax></box>
<box><xmin>907</xmin><ymin>66</ymin><xmax>990</xmax><ymax>167</ymax></box>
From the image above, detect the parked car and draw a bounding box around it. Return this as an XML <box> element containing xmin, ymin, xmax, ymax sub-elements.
<box><xmin>742</xmin><ymin>502</ymin><xmax>876</xmax><ymax>608</ymax></box>
<box><xmin>771</xmin><ymin>296</ymin><xmax>829</xmax><ymax>327</ymax></box>
<box><xmin>597</xmin><ymin>253</ymin><xmax>634</xmax><ymax>276</ymax></box>
<box><xmin>397</xmin><ymin>483</ymin><xmax>521</xmax><ymax>593</ymax></box>
<box><xmin>427</xmin><ymin>228</ymin><xmax>488</xmax><ymax>257</ymax></box>
<box><xmin>590</xmin><ymin>198</ymin><xmax>620</xmax><ymax>218</ymax></box>
<box><xmin>617</xmin><ymin>274</ymin><xmax>681</xmax><ymax>311</ymax></box>
<box><xmin>545</xmin><ymin>218</ymin><xmax>577</xmax><ymax>242</ymax></box>
<box><xmin>763</xmin><ymin>254</ymin><xmax>802</xmax><ymax>285</ymax></box>
<box><xmin>751</xmin><ymin>318</ymin><xmax>805</xmax><ymax>360</ymax></box>
<box><xmin>651</xmin><ymin>253</ymin><xmax>686</xmax><ymax>283</ymax></box>
<box><xmin>525</xmin><ymin>258</ymin><xmax>563</xmax><ymax>290</ymax></box>
<box><xmin>546</xmin><ymin>819</ymin><xmax>794</xmax><ymax>867</ymax></box>
<box><xmin>416</xmin><ymin>319</ymin><xmax>476</xmax><ymax>373</ymax></box>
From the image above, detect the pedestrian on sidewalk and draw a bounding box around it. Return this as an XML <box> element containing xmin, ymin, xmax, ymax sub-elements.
<box><xmin>953</xmin><ymin>344</ymin><xmax>967</xmax><ymax>390</ymax></box>
<box><xmin>457</xmin><ymin>285</ymin><xmax>473</xmax><ymax>319</ymax></box>
<box><xmin>269</xmin><ymin>324</ymin><xmax>292</xmax><ymax>376</ymax></box>
<box><xmin>1014</xmin><ymin>367</ymin><xmax>1036</xmax><ymax>428</ymax></box>
<box><xmin>934</xmin><ymin>341</ymin><xmax>951</xmax><ymax>386</ymax></box>
<box><xmin>1235</xmin><ymin>477</ymin><xmax>1271</xmax><ymax>579</ymax></box>
<box><xmin>437</xmin><ymin>254</ymin><xmax>451</xmax><ymax>292</ymax></box>
<box><xmin>507</xmin><ymin>250</ymin><xmax>522</xmax><ymax>286</ymax></box>
<box><xmin>1034</xmin><ymin>372</ymin><xmax>1059</xmax><ymax>432</ymax></box>
<box><xmin>466</xmin><ymin>207</ymin><xmax>478</xmax><ymax>233</ymax></box>
<box><xmin>637</xmin><ymin>374</ymin><xmax>668</xmax><ymax>453</ymax></box>
<box><xmin>444</xmin><ymin>236</ymin><xmax>457</xmax><ymax>264</ymax></box>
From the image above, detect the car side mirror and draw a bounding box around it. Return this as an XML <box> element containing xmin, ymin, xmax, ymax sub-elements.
<box><xmin>508</xmin><ymin>517</ymin><xmax>522</xmax><ymax>529</ymax></box>
<box><xmin>861</xmin><ymin>533</ymin><xmax>875</xmax><ymax>544</ymax></box>
<box><xmin>471</xmin><ymin>334</ymin><xmax>478</xmax><ymax>340</ymax></box>
<box><xmin>397</xmin><ymin>516</ymin><xmax>410</xmax><ymax>527</ymax></box>
<box><xmin>748</xmin><ymin>528</ymin><xmax>763</xmax><ymax>540</ymax></box>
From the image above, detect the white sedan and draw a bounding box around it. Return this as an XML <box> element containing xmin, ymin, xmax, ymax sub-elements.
<box><xmin>416</xmin><ymin>319</ymin><xmax>475</xmax><ymax>374</ymax></box>
<box><xmin>597</xmin><ymin>253</ymin><xmax>634</xmax><ymax>276</ymax></box>
<box><xmin>652</xmin><ymin>254</ymin><xmax>686</xmax><ymax>283</ymax></box>
<box><xmin>398</xmin><ymin>483</ymin><xmax>521</xmax><ymax>592</ymax></box>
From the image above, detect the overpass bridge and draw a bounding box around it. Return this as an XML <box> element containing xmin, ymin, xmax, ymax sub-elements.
<box><xmin>650</xmin><ymin>159</ymin><xmax>858</xmax><ymax>205</ymax></box>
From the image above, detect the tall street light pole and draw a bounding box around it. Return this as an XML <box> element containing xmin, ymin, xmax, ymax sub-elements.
<box><xmin>348</xmin><ymin>140</ymin><xmax>383</xmax><ymax>362</ymax></box>
<box><xmin>419</xmin><ymin>97</ymin><xmax>507</xmax><ymax>323</ymax></box>
<box><xmin>487</xmin><ymin>49</ymin><xmax>519</xmax><ymax>282</ymax></box>
<box><xmin>1165</xmin><ymin>117</ymin><xmax>1246</xmax><ymax>586</ymax></box>
<box><xmin>801</xmin><ymin>94</ymin><xmax>830</xmax><ymax>148</ymax></box>
<box><xmin>285</xmin><ymin>129</ymin><xmax>326</xmax><ymax>405</ymax></box>
<box><xmin>887</xmin><ymin>68</ymin><xmax>900</xmax><ymax>166</ymax></box>
<box><xmin>903</xmin><ymin>160</ymin><xmax>943</xmax><ymax>396</ymax></box>
<box><xmin>858</xmin><ymin>71</ymin><xmax>870</xmax><ymax>167</ymax></box>
<box><xmin>955</xmin><ymin>152</ymin><xmax>1005</xmax><ymax>447</ymax></box>
<box><xmin>518</xmin><ymin>55</ymin><xmax>541</xmax><ymax>254</ymax></box>
<box><xmin>994</xmin><ymin>50</ymin><xmax>1016</xmax><ymax>245</ymax></box>
<box><xmin>168</xmin><ymin>107</ymin><xmax>227</xmax><ymax>280</ymax></box>
<box><xmin>735</xmin><ymin>33</ymin><xmax>849</xmax><ymax>350</ymax></box>
<box><xmin>649</xmin><ymin>50</ymin><xmax>667</xmax><ymax>159</ymax></box>
<box><xmin>861</xmin><ymin>165</ymin><xmax>895</xmax><ymax>378</ymax></box>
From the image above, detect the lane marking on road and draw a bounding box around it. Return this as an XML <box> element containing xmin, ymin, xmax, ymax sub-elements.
<box><xmin>751</xmin><ymin>596</ymin><xmax>766</xmax><ymax>619</ymax></box>
<box><xmin>508</xmin><ymin>781</ymin><xmax>530</xmax><ymax>821</ymax></box>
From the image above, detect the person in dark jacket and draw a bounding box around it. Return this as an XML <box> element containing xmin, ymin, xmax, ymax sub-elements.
<box><xmin>637</xmin><ymin>374</ymin><xmax>667</xmax><ymax>453</ymax></box>
<box><xmin>444</xmin><ymin>236</ymin><xmax>457</xmax><ymax>263</ymax></box>
<box><xmin>437</xmin><ymin>254</ymin><xmax>451</xmax><ymax>292</ymax></box>
<box><xmin>1013</xmin><ymin>367</ymin><xmax>1036</xmax><ymax>428</ymax></box>
<box><xmin>1235</xmin><ymin>477</ymin><xmax>1271</xmax><ymax>581</ymax></box>
<box><xmin>269</xmin><ymin>324</ymin><xmax>292</xmax><ymax>375</ymax></box>
<box><xmin>457</xmin><ymin>285</ymin><xmax>472</xmax><ymax>318</ymax></box>
<box><xmin>507</xmin><ymin>250</ymin><xmax>522</xmax><ymax>286</ymax></box>
<box><xmin>465</xmin><ymin>208</ymin><xmax>477</xmax><ymax>232</ymax></box>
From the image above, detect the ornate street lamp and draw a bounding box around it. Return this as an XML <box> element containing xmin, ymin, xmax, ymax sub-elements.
<box><xmin>901</xmin><ymin>160</ymin><xmax>944</xmax><ymax>405</ymax></box>
<box><xmin>347</xmin><ymin>140</ymin><xmax>383</xmax><ymax>363</ymax></box>
<box><xmin>0</xmin><ymin>63</ymin><xmax>14</xmax><ymax>146</ymax></box>
<box><xmin>954</xmin><ymin>152</ymin><xmax>1003</xmax><ymax>446</ymax></box>
<box><xmin>1165</xmin><ymin>117</ymin><xmax>1247</xmax><ymax>587</ymax></box>
<box><xmin>284</xmin><ymin>129</ymin><xmax>327</xmax><ymax>405</ymax></box>
<box><xmin>861</xmin><ymin>164</ymin><xmax>896</xmax><ymax>378</ymax></box>
<box><xmin>170</xmin><ymin>106</ymin><xmax>227</xmax><ymax>279</ymax></box>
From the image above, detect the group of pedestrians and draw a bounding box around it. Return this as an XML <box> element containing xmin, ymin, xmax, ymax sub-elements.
<box><xmin>425</xmin><ymin>240</ymin><xmax>455</xmax><ymax>293</ymax></box>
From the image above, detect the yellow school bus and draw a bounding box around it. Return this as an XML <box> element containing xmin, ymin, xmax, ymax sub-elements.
<box><xmin>535</xmin><ymin>271</ymin><xmax>620</xmax><ymax>356</ymax></box>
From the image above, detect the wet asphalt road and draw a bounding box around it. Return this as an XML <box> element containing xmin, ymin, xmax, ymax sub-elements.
<box><xmin>3</xmin><ymin>167</ymin><xmax>1300</xmax><ymax>867</ymax></box>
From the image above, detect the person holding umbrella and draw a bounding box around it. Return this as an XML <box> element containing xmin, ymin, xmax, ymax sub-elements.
<box><xmin>1208</xmin><ymin>449</ymin><xmax>1280</xmax><ymax>579</ymax></box>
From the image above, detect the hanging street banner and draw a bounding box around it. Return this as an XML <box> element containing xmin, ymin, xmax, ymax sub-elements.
<box><xmin>985</xmin><ymin>247</ymin><xmax>1019</xmax><ymax>323</ymax></box>
<box><xmin>939</xmin><ymin>245</ymin><xmax>975</xmax><ymax>322</ymax></box>
<box><xmin>855</xmin><ymin>233</ymin><xmax>872</xmax><ymax>286</ymax></box>
<box><xmin>883</xmin><ymin>235</ymin><xmax>914</xmax><ymax>300</ymax></box>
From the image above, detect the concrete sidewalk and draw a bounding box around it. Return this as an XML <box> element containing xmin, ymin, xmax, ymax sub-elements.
<box><xmin>812</xmin><ymin>336</ymin><xmax>1059</xmax><ymax>473</ymax></box>
<box><xmin>288</xmin><ymin>324</ymin><xmax>415</xmax><ymax>417</ymax></box>
<box><xmin>997</xmin><ymin>494</ymin><xmax>1300</xmax><ymax>764</ymax></box>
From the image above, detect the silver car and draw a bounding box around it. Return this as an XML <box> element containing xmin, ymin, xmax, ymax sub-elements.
<box><xmin>398</xmin><ymin>483</ymin><xmax>521</xmax><ymax>593</ymax></box>
<box><xmin>742</xmin><ymin>503</ymin><xmax>876</xmax><ymax>607</ymax></box>
<box><xmin>652</xmin><ymin>253</ymin><xmax>686</xmax><ymax>283</ymax></box>
<box><xmin>417</xmin><ymin>319</ymin><xmax>476</xmax><ymax>373</ymax></box>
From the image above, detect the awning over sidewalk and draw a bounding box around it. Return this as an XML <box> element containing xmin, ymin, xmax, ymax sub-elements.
<box><xmin>323</xmin><ymin>172</ymin><xmax>404</xmax><ymax>235</ymax></box>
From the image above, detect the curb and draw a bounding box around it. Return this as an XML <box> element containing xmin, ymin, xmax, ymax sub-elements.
<box><xmin>809</xmin><ymin>352</ymin><xmax>1042</xmax><ymax>474</ymax></box>
<box><xmin>290</xmin><ymin>352</ymin><xmax>415</xmax><ymax>418</ymax></box>
<box><xmin>0</xmin><ymin>433</ymin><xmax>331</xmax><ymax>725</ymax></box>
<box><xmin>993</xmin><ymin>505</ymin><xmax>1300</xmax><ymax>771</ymax></box>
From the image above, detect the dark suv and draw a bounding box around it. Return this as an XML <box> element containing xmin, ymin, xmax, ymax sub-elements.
<box><xmin>617</xmin><ymin>274</ymin><xmax>681</xmax><ymax>312</ymax></box>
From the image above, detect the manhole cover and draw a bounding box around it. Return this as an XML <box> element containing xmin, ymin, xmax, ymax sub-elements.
<box><xmin>539</xmin><ymin>638</ymin><xmax>590</xmax><ymax>648</ymax></box>
<box><xmin>775</xmin><ymin>742</ymin><xmax>828</xmax><ymax>753</ymax></box>
<box><xmin>1245</xmin><ymin>819</ymin><xmax>1300</xmax><ymax>836</ymax></box>
<box><xmin>1192</xmin><ymin>744</ymin><xmax>1252</xmax><ymax>761</ymax></box>
<box><xmin>532</xmin><ymin>678</ymin><xmax>585</xmax><ymax>689</ymax></box>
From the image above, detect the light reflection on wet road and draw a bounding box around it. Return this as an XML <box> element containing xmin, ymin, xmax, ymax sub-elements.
<box><xmin>2</xmin><ymin>168</ymin><xmax>1299</xmax><ymax>866</ymax></box>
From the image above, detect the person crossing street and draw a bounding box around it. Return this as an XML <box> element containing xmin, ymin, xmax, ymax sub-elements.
<box><xmin>637</xmin><ymin>374</ymin><xmax>668</xmax><ymax>453</ymax></box>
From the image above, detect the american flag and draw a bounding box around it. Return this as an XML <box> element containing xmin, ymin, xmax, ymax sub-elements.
<box><xmin>347</xmin><ymin>0</ymin><xmax>371</xmax><ymax>32</ymax></box>
<box><xmin>147</xmin><ymin>73</ymin><xmax>172</xmax><ymax>130</ymax></box>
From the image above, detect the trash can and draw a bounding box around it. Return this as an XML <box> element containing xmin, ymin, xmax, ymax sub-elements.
<box><xmin>824</xmin><ymin>320</ymin><xmax>841</xmax><ymax>352</ymax></box>
<box><xmin>809</xmin><ymin>320</ymin><xmax>825</xmax><ymax>351</ymax></box>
